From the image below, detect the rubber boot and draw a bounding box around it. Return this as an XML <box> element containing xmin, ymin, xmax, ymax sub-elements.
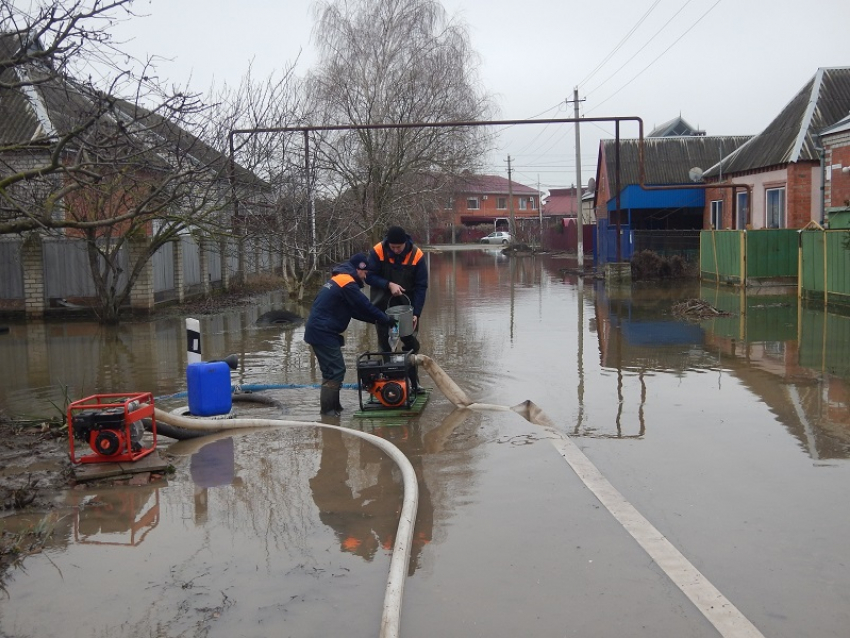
<box><xmin>320</xmin><ymin>380</ymin><xmax>342</xmax><ymax>416</ymax></box>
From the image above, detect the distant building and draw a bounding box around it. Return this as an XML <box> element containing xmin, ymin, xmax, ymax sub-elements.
<box><xmin>648</xmin><ymin>115</ymin><xmax>705</xmax><ymax>138</ymax></box>
<box><xmin>448</xmin><ymin>173</ymin><xmax>541</xmax><ymax>229</ymax></box>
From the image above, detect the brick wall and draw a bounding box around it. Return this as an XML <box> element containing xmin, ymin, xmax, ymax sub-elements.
<box><xmin>786</xmin><ymin>162</ymin><xmax>816</xmax><ymax>227</ymax></box>
<box><xmin>826</xmin><ymin>130</ymin><xmax>850</xmax><ymax>210</ymax></box>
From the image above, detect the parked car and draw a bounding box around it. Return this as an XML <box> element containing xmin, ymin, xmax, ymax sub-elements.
<box><xmin>479</xmin><ymin>231</ymin><xmax>512</xmax><ymax>245</ymax></box>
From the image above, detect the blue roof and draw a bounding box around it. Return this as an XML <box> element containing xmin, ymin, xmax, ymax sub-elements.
<box><xmin>607</xmin><ymin>185</ymin><xmax>704</xmax><ymax>211</ymax></box>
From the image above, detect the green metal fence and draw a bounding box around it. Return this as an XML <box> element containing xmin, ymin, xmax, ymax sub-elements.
<box><xmin>700</xmin><ymin>229</ymin><xmax>799</xmax><ymax>286</ymax></box>
<box><xmin>799</xmin><ymin>229</ymin><xmax>850</xmax><ymax>306</ymax></box>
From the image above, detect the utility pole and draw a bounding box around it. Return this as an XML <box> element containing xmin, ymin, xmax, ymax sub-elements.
<box><xmin>568</xmin><ymin>88</ymin><xmax>586</xmax><ymax>268</ymax></box>
<box><xmin>537</xmin><ymin>174</ymin><xmax>543</xmax><ymax>250</ymax></box>
<box><xmin>507</xmin><ymin>155</ymin><xmax>515</xmax><ymax>238</ymax></box>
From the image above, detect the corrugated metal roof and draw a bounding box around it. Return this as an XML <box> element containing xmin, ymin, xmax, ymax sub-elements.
<box><xmin>1</xmin><ymin>31</ymin><xmax>262</xmax><ymax>186</ymax></box>
<box><xmin>647</xmin><ymin>115</ymin><xmax>703</xmax><ymax>137</ymax></box>
<box><xmin>601</xmin><ymin>136</ymin><xmax>752</xmax><ymax>188</ymax></box>
<box><xmin>705</xmin><ymin>67</ymin><xmax>850</xmax><ymax>177</ymax></box>
<box><xmin>821</xmin><ymin>111</ymin><xmax>850</xmax><ymax>136</ymax></box>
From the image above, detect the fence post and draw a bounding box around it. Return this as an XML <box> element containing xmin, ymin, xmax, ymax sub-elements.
<box><xmin>823</xmin><ymin>231</ymin><xmax>828</xmax><ymax>306</ymax></box>
<box><xmin>220</xmin><ymin>238</ymin><xmax>231</xmax><ymax>291</ymax></box>
<box><xmin>199</xmin><ymin>236</ymin><xmax>211</xmax><ymax>297</ymax></box>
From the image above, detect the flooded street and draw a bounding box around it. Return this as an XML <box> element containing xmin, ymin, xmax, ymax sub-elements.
<box><xmin>1</xmin><ymin>247</ymin><xmax>850</xmax><ymax>637</ymax></box>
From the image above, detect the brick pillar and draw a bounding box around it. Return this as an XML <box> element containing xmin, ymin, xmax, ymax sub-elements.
<box><xmin>21</xmin><ymin>235</ymin><xmax>45</xmax><ymax>318</ymax></box>
<box><xmin>128</xmin><ymin>237</ymin><xmax>154</xmax><ymax>313</ymax></box>
<box><xmin>172</xmin><ymin>238</ymin><xmax>185</xmax><ymax>303</ymax></box>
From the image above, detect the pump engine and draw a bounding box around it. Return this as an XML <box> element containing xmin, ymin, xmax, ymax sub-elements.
<box><xmin>356</xmin><ymin>352</ymin><xmax>418</xmax><ymax>410</ymax></box>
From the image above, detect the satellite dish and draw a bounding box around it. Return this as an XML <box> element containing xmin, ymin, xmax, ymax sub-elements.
<box><xmin>688</xmin><ymin>167</ymin><xmax>704</xmax><ymax>183</ymax></box>
<box><xmin>586</xmin><ymin>177</ymin><xmax>596</xmax><ymax>192</ymax></box>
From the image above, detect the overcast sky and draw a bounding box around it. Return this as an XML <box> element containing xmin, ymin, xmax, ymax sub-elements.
<box><xmin>86</xmin><ymin>0</ymin><xmax>850</xmax><ymax>191</ymax></box>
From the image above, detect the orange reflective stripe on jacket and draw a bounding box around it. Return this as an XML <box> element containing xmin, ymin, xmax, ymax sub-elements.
<box><xmin>330</xmin><ymin>273</ymin><xmax>355</xmax><ymax>287</ymax></box>
<box><xmin>373</xmin><ymin>242</ymin><xmax>424</xmax><ymax>265</ymax></box>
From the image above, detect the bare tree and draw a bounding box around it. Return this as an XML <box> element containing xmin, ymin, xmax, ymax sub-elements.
<box><xmin>1</xmin><ymin>1</ymin><xmax>304</xmax><ymax>322</ymax></box>
<box><xmin>308</xmin><ymin>0</ymin><xmax>496</xmax><ymax>243</ymax></box>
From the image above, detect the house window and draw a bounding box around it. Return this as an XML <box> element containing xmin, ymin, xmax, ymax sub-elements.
<box><xmin>467</xmin><ymin>198</ymin><xmax>479</xmax><ymax>210</ymax></box>
<box><xmin>766</xmin><ymin>187</ymin><xmax>785</xmax><ymax>228</ymax></box>
<box><xmin>710</xmin><ymin>200</ymin><xmax>723</xmax><ymax>229</ymax></box>
<box><xmin>519</xmin><ymin>198</ymin><xmax>528</xmax><ymax>210</ymax></box>
<box><xmin>444</xmin><ymin>198</ymin><xmax>453</xmax><ymax>210</ymax></box>
<box><xmin>736</xmin><ymin>191</ymin><xmax>748</xmax><ymax>230</ymax></box>
<box><xmin>497</xmin><ymin>197</ymin><xmax>507</xmax><ymax>210</ymax></box>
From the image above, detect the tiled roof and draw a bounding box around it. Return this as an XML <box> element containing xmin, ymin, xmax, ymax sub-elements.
<box><xmin>600</xmin><ymin>135</ymin><xmax>752</xmax><ymax>187</ymax></box>
<box><xmin>705</xmin><ymin>67</ymin><xmax>850</xmax><ymax>177</ymax></box>
<box><xmin>455</xmin><ymin>173</ymin><xmax>539</xmax><ymax>195</ymax></box>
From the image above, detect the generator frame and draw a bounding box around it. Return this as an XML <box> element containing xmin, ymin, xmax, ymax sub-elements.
<box><xmin>68</xmin><ymin>392</ymin><xmax>157</xmax><ymax>464</ymax></box>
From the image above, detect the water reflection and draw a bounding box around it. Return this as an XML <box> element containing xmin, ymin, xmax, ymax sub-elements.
<box><xmin>311</xmin><ymin>421</ymin><xmax>433</xmax><ymax>574</ymax></box>
<box><xmin>3</xmin><ymin>252</ymin><xmax>850</xmax><ymax>462</ymax></box>
<box><xmin>4</xmin><ymin>249</ymin><xmax>850</xmax><ymax>637</ymax></box>
<box><xmin>72</xmin><ymin>485</ymin><xmax>160</xmax><ymax>547</ymax></box>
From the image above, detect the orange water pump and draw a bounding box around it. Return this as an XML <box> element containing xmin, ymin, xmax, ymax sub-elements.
<box><xmin>68</xmin><ymin>393</ymin><xmax>157</xmax><ymax>464</ymax></box>
<box><xmin>356</xmin><ymin>352</ymin><xmax>417</xmax><ymax>410</ymax></box>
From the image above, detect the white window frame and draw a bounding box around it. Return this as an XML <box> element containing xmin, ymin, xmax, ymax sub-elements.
<box><xmin>497</xmin><ymin>197</ymin><xmax>507</xmax><ymax>210</ymax></box>
<box><xmin>766</xmin><ymin>187</ymin><xmax>785</xmax><ymax>228</ymax></box>
<box><xmin>467</xmin><ymin>197</ymin><xmax>479</xmax><ymax>210</ymax></box>
<box><xmin>735</xmin><ymin>191</ymin><xmax>748</xmax><ymax>230</ymax></box>
<box><xmin>710</xmin><ymin>199</ymin><xmax>723</xmax><ymax>229</ymax></box>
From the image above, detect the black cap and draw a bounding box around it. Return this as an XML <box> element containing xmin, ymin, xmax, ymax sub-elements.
<box><xmin>348</xmin><ymin>252</ymin><xmax>368</xmax><ymax>270</ymax></box>
<box><xmin>385</xmin><ymin>226</ymin><xmax>407</xmax><ymax>244</ymax></box>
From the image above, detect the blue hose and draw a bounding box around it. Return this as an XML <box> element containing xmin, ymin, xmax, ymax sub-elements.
<box><xmin>156</xmin><ymin>382</ymin><xmax>358</xmax><ymax>402</ymax></box>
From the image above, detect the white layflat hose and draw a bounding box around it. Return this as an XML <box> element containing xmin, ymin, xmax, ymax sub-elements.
<box><xmin>156</xmin><ymin>355</ymin><xmax>546</xmax><ymax>637</ymax></box>
<box><xmin>154</xmin><ymin>408</ymin><xmax>418</xmax><ymax>638</ymax></box>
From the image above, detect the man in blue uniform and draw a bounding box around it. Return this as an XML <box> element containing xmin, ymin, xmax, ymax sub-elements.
<box><xmin>304</xmin><ymin>253</ymin><xmax>397</xmax><ymax>416</ymax></box>
<box><xmin>366</xmin><ymin>226</ymin><xmax>428</xmax><ymax>389</ymax></box>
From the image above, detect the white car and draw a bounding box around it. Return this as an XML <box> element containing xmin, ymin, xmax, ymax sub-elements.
<box><xmin>479</xmin><ymin>231</ymin><xmax>512</xmax><ymax>245</ymax></box>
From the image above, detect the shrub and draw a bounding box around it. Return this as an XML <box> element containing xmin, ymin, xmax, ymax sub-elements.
<box><xmin>631</xmin><ymin>250</ymin><xmax>691</xmax><ymax>280</ymax></box>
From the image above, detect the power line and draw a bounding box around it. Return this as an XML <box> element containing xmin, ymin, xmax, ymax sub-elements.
<box><xmin>578</xmin><ymin>0</ymin><xmax>662</xmax><ymax>88</ymax></box>
<box><xmin>585</xmin><ymin>0</ymin><xmax>697</xmax><ymax>99</ymax></box>
<box><xmin>589</xmin><ymin>0</ymin><xmax>723</xmax><ymax>113</ymax></box>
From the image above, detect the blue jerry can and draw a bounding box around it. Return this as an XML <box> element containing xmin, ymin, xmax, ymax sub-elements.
<box><xmin>187</xmin><ymin>361</ymin><xmax>232</xmax><ymax>417</ymax></box>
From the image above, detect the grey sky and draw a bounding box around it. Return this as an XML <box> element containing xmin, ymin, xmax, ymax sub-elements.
<box><xmin>106</xmin><ymin>0</ymin><xmax>850</xmax><ymax>191</ymax></box>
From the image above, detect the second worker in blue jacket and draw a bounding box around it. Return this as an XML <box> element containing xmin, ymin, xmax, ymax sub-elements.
<box><xmin>304</xmin><ymin>253</ymin><xmax>397</xmax><ymax>416</ymax></box>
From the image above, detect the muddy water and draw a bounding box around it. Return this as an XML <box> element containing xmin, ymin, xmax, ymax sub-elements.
<box><xmin>2</xmin><ymin>248</ymin><xmax>850</xmax><ymax>637</ymax></box>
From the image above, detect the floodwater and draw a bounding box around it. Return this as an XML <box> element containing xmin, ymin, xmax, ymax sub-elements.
<box><xmin>1</xmin><ymin>247</ymin><xmax>850</xmax><ymax>638</ymax></box>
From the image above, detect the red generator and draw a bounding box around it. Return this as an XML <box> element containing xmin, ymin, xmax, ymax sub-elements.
<box><xmin>68</xmin><ymin>393</ymin><xmax>158</xmax><ymax>464</ymax></box>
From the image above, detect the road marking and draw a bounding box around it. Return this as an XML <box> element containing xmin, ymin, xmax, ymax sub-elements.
<box><xmin>540</xmin><ymin>424</ymin><xmax>766</xmax><ymax>638</ymax></box>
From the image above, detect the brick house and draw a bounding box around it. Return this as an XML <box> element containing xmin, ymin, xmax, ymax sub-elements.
<box><xmin>449</xmin><ymin>173</ymin><xmax>541</xmax><ymax>230</ymax></box>
<box><xmin>821</xmin><ymin>113</ymin><xmax>850</xmax><ymax>227</ymax></box>
<box><xmin>702</xmin><ymin>67</ymin><xmax>850</xmax><ymax>230</ymax></box>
